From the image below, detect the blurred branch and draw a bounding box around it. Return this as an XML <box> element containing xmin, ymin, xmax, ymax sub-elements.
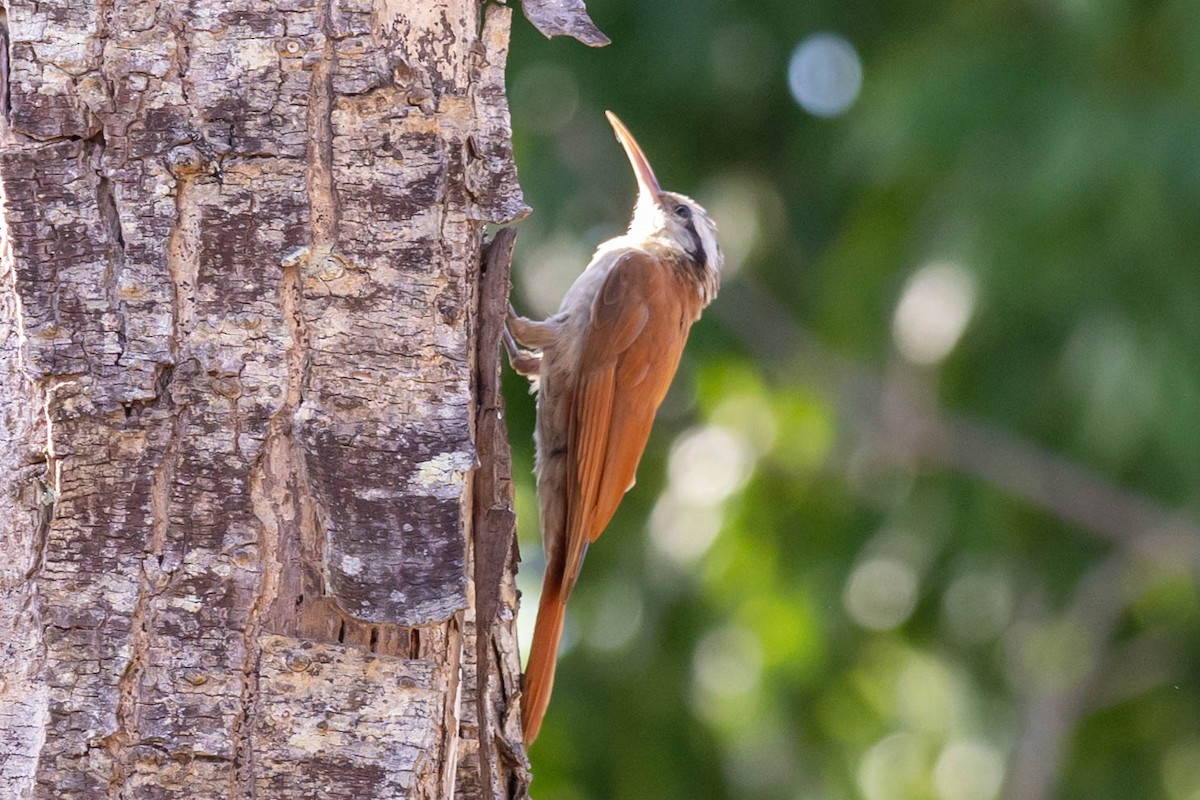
<box><xmin>1087</xmin><ymin>631</ymin><xmax>1185</xmax><ymax>713</ymax></box>
<box><xmin>713</xmin><ymin>278</ymin><xmax>1200</xmax><ymax>551</ymax></box>
<box><xmin>1000</xmin><ymin>554</ymin><xmax>1127</xmax><ymax>800</ymax></box>
<box><xmin>713</xmin><ymin>277</ymin><xmax>1200</xmax><ymax>800</ymax></box>
<box><xmin>1004</xmin><ymin>596</ymin><xmax>1187</xmax><ymax>799</ymax></box>
<box><xmin>908</xmin><ymin>415</ymin><xmax>1196</xmax><ymax>548</ymax></box>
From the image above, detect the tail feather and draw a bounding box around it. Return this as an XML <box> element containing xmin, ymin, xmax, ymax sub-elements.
<box><xmin>521</xmin><ymin>581</ymin><xmax>567</xmax><ymax>744</ymax></box>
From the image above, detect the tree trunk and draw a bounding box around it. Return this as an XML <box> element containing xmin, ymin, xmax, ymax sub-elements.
<box><xmin>0</xmin><ymin>0</ymin><xmax>529</xmax><ymax>797</ymax></box>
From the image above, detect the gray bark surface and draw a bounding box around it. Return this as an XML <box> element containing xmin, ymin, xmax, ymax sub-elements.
<box><xmin>0</xmin><ymin>0</ymin><xmax>528</xmax><ymax>797</ymax></box>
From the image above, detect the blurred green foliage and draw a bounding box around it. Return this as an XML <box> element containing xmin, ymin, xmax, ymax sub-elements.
<box><xmin>501</xmin><ymin>1</ymin><xmax>1200</xmax><ymax>798</ymax></box>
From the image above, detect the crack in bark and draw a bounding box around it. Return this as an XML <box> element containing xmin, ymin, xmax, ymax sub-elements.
<box><xmin>167</xmin><ymin>169</ymin><xmax>200</xmax><ymax>355</ymax></box>
<box><xmin>23</xmin><ymin>378</ymin><xmax>64</xmax><ymax>584</ymax></box>
<box><xmin>101</xmin><ymin>103</ymin><xmax>204</xmax><ymax>794</ymax></box>
<box><xmin>230</xmin><ymin>117</ymin><xmax>319</xmax><ymax>793</ymax></box>
<box><xmin>0</xmin><ymin>7</ymin><xmax>11</xmax><ymax>127</ymax></box>
<box><xmin>236</xmin><ymin>428</ymin><xmax>288</xmax><ymax>798</ymax></box>
<box><xmin>93</xmin><ymin>135</ymin><xmax>129</xmax><ymax>368</ymax></box>
<box><xmin>170</xmin><ymin>10</ymin><xmax>194</xmax><ymax>117</ymax></box>
<box><xmin>23</xmin><ymin>460</ymin><xmax>56</xmax><ymax>586</ymax></box>
<box><xmin>105</xmin><ymin>400</ymin><xmax>189</xmax><ymax>797</ymax></box>
<box><xmin>439</xmin><ymin>612</ymin><xmax>465</xmax><ymax>800</ymax></box>
<box><xmin>279</xmin><ymin>233</ymin><xmax>310</xmax><ymax>416</ymax></box>
<box><xmin>307</xmin><ymin>0</ymin><xmax>340</xmax><ymax>248</ymax></box>
<box><xmin>97</xmin><ymin>175</ymin><xmax>126</xmax><ymax>253</ymax></box>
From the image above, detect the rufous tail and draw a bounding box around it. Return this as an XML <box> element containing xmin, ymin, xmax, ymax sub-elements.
<box><xmin>521</xmin><ymin>579</ymin><xmax>567</xmax><ymax>744</ymax></box>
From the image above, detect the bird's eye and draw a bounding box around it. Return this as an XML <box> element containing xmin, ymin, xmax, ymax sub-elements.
<box><xmin>674</xmin><ymin>204</ymin><xmax>692</xmax><ymax>219</ymax></box>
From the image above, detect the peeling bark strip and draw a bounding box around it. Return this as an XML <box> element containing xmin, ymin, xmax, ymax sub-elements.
<box><xmin>520</xmin><ymin>0</ymin><xmax>611</xmax><ymax>47</ymax></box>
<box><xmin>461</xmin><ymin>229</ymin><xmax>529</xmax><ymax>800</ymax></box>
<box><xmin>0</xmin><ymin>1</ymin><xmax>526</xmax><ymax>797</ymax></box>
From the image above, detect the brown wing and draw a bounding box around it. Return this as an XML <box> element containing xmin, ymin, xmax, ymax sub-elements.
<box><xmin>560</xmin><ymin>252</ymin><xmax>694</xmax><ymax>598</ymax></box>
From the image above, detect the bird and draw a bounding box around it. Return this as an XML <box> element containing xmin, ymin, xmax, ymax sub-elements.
<box><xmin>505</xmin><ymin>111</ymin><xmax>722</xmax><ymax>744</ymax></box>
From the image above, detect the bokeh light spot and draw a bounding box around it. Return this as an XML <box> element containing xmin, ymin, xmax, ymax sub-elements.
<box><xmin>788</xmin><ymin>33</ymin><xmax>863</xmax><ymax>118</ymax></box>
<box><xmin>649</xmin><ymin>493</ymin><xmax>723</xmax><ymax>566</ymax></box>
<box><xmin>668</xmin><ymin>425</ymin><xmax>755</xmax><ymax>506</ymax></box>
<box><xmin>896</xmin><ymin>655</ymin><xmax>961</xmax><ymax>735</ymax></box>
<box><xmin>845</xmin><ymin>558</ymin><xmax>919</xmax><ymax>631</ymax></box>
<box><xmin>1164</xmin><ymin>739</ymin><xmax>1200</xmax><ymax>800</ymax></box>
<box><xmin>942</xmin><ymin>570</ymin><xmax>1014</xmax><ymax>646</ymax></box>
<box><xmin>934</xmin><ymin>740</ymin><xmax>1005</xmax><ymax>800</ymax></box>
<box><xmin>510</xmin><ymin>62</ymin><xmax>580</xmax><ymax>136</ymax></box>
<box><xmin>773</xmin><ymin>392</ymin><xmax>836</xmax><ymax>473</ymax></box>
<box><xmin>586</xmin><ymin>577</ymin><xmax>644</xmax><ymax>652</ymax></box>
<box><xmin>858</xmin><ymin>731</ymin><xmax>929</xmax><ymax>800</ymax></box>
<box><xmin>517</xmin><ymin>234</ymin><xmax>590</xmax><ymax>317</ymax></box>
<box><xmin>892</xmin><ymin>261</ymin><xmax>977</xmax><ymax>366</ymax></box>
<box><xmin>1007</xmin><ymin>618</ymin><xmax>1094</xmax><ymax>691</ymax></box>
<box><xmin>696</xmin><ymin>171</ymin><xmax>784</xmax><ymax>279</ymax></box>
<box><xmin>693</xmin><ymin>624</ymin><xmax>763</xmax><ymax>700</ymax></box>
<box><xmin>710</xmin><ymin>392</ymin><xmax>778</xmax><ymax>455</ymax></box>
<box><xmin>1061</xmin><ymin>312</ymin><xmax>1158</xmax><ymax>462</ymax></box>
<box><xmin>722</xmin><ymin>719</ymin><xmax>799</xmax><ymax>796</ymax></box>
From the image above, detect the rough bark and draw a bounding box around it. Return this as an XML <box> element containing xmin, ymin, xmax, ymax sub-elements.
<box><xmin>0</xmin><ymin>1</ymin><xmax>528</xmax><ymax>797</ymax></box>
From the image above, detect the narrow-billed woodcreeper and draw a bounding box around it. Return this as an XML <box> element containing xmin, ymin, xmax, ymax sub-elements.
<box><xmin>506</xmin><ymin>112</ymin><xmax>723</xmax><ymax>743</ymax></box>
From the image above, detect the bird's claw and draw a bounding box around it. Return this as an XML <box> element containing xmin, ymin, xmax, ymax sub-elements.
<box><xmin>503</xmin><ymin>326</ymin><xmax>542</xmax><ymax>378</ymax></box>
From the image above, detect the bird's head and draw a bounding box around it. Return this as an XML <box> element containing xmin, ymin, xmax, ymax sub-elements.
<box><xmin>606</xmin><ymin>111</ymin><xmax>723</xmax><ymax>278</ymax></box>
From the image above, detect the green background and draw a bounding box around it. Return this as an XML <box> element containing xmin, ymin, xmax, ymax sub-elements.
<box><xmin>501</xmin><ymin>1</ymin><xmax>1200</xmax><ymax>798</ymax></box>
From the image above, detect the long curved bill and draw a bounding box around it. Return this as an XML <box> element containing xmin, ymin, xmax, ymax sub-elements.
<box><xmin>606</xmin><ymin>111</ymin><xmax>661</xmax><ymax>201</ymax></box>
